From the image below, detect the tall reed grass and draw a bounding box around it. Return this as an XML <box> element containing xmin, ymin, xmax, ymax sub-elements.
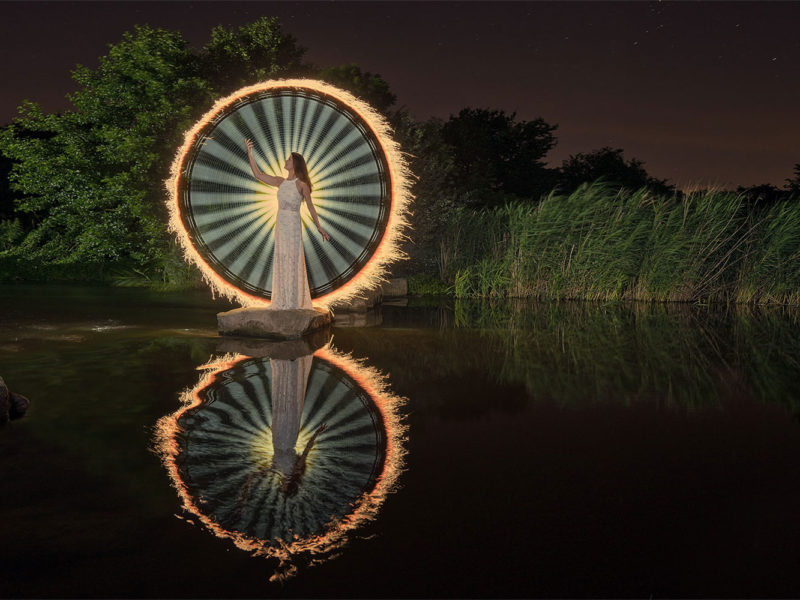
<box><xmin>437</xmin><ymin>181</ymin><xmax>800</xmax><ymax>304</ymax></box>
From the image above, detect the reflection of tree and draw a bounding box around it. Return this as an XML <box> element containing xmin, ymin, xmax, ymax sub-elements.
<box><xmin>337</xmin><ymin>299</ymin><xmax>800</xmax><ymax>414</ymax></box>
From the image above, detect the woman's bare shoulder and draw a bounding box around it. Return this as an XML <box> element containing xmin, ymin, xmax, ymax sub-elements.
<box><xmin>257</xmin><ymin>173</ymin><xmax>284</xmax><ymax>187</ymax></box>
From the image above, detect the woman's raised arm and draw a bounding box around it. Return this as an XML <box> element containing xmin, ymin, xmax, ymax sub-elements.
<box><xmin>245</xmin><ymin>139</ymin><xmax>282</xmax><ymax>187</ymax></box>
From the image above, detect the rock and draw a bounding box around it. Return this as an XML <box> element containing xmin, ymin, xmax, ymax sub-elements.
<box><xmin>329</xmin><ymin>287</ymin><xmax>383</xmax><ymax>313</ymax></box>
<box><xmin>0</xmin><ymin>376</ymin><xmax>8</xmax><ymax>413</ymax></box>
<box><xmin>217</xmin><ymin>327</ymin><xmax>332</xmax><ymax>359</ymax></box>
<box><xmin>382</xmin><ymin>278</ymin><xmax>408</xmax><ymax>298</ymax></box>
<box><xmin>328</xmin><ymin>278</ymin><xmax>408</xmax><ymax>314</ymax></box>
<box><xmin>217</xmin><ymin>306</ymin><xmax>333</xmax><ymax>340</ymax></box>
<box><xmin>332</xmin><ymin>309</ymin><xmax>383</xmax><ymax>328</ymax></box>
<box><xmin>0</xmin><ymin>376</ymin><xmax>8</xmax><ymax>426</ymax></box>
<box><xmin>9</xmin><ymin>393</ymin><xmax>29</xmax><ymax>421</ymax></box>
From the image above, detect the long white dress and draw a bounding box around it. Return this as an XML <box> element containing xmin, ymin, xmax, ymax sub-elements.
<box><xmin>270</xmin><ymin>354</ymin><xmax>314</xmax><ymax>477</ymax></box>
<box><xmin>271</xmin><ymin>178</ymin><xmax>313</xmax><ymax>309</ymax></box>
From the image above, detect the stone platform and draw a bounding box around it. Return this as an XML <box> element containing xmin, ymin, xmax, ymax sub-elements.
<box><xmin>217</xmin><ymin>306</ymin><xmax>333</xmax><ymax>340</ymax></box>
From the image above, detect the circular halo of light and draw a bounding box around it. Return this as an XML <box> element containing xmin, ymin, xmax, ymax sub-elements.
<box><xmin>165</xmin><ymin>78</ymin><xmax>414</xmax><ymax>308</ymax></box>
<box><xmin>153</xmin><ymin>344</ymin><xmax>407</xmax><ymax>581</ymax></box>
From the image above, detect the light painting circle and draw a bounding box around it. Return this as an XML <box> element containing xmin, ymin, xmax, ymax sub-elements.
<box><xmin>169</xmin><ymin>79</ymin><xmax>411</xmax><ymax>305</ymax></box>
<box><xmin>154</xmin><ymin>346</ymin><xmax>408</xmax><ymax>579</ymax></box>
<box><xmin>174</xmin><ymin>354</ymin><xmax>387</xmax><ymax>543</ymax></box>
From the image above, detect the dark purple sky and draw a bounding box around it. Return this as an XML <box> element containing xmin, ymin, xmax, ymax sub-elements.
<box><xmin>2</xmin><ymin>1</ymin><xmax>799</xmax><ymax>191</ymax></box>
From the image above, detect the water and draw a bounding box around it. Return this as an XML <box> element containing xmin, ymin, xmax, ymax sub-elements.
<box><xmin>1</xmin><ymin>284</ymin><xmax>799</xmax><ymax>598</ymax></box>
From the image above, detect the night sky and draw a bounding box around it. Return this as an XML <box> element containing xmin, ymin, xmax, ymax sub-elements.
<box><xmin>2</xmin><ymin>1</ymin><xmax>799</xmax><ymax>191</ymax></box>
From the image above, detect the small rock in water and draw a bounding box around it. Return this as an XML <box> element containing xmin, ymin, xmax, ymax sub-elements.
<box><xmin>329</xmin><ymin>278</ymin><xmax>408</xmax><ymax>314</ymax></box>
<box><xmin>9</xmin><ymin>392</ymin><xmax>30</xmax><ymax>420</ymax></box>
<box><xmin>0</xmin><ymin>376</ymin><xmax>9</xmax><ymax>425</ymax></box>
<box><xmin>0</xmin><ymin>376</ymin><xmax>31</xmax><ymax>425</ymax></box>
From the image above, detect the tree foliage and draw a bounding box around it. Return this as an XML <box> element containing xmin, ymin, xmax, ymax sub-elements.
<box><xmin>202</xmin><ymin>18</ymin><xmax>311</xmax><ymax>95</ymax></box>
<box><xmin>440</xmin><ymin>107</ymin><xmax>558</xmax><ymax>207</ymax></box>
<box><xmin>0</xmin><ymin>18</ymin><xmax>307</xmax><ymax>274</ymax></box>
<box><xmin>556</xmin><ymin>146</ymin><xmax>675</xmax><ymax>197</ymax></box>
<box><xmin>314</xmin><ymin>63</ymin><xmax>397</xmax><ymax>116</ymax></box>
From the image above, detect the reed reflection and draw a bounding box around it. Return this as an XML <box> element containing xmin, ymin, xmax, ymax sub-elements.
<box><xmin>154</xmin><ymin>335</ymin><xmax>406</xmax><ymax>581</ymax></box>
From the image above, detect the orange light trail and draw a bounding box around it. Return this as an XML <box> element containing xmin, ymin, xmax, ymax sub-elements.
<box><xmin>165</xmin><ymin>78</ymin><xmax>415</xmax><ymax>309</ymax></box>
<box><xmin>152</xmin><ymin>343</ymin><xmax>408</xmax><ymax>581</ymax></box>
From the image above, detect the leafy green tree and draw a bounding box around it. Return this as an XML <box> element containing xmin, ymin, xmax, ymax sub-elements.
<box><xmin>202</xmin><ymin>17</ymin><xmax>312</xmax><ymax>95</ymax></box>
<box><xmin>0</xmin><ymin>18</ymin><xmax>310</xmax><ymax>280</ymax></box>
<box><xmin>389</xmin><ymin>110</ymin><xmax>460</xmax><ymax>274</ymax></box>
<box><xmin>440</xmin><ymin>107</ymin><xmax>559</xmax><ymax>207</ymax></box>
<box><xmin>0</xmin><ymin>25</ymin><xmax>211</xmax><ymax>268</ymax></box>
<box><xmin>557</xmin><ymin>146</ymin><xmax>675</xmax><ymax>197</ymax></box>
<box><xmin>314</xmin><ymin>63</ymin><xmax>397</xmax><ymax>116</ymax></box>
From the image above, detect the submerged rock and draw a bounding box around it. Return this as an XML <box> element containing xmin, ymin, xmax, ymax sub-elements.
<box><xmin>9</xmin><ymin>392</ymin><xmax>30</xmax><ymax>420</ymax></box>
<box><xmin>217</xmin><ymin>306</ymin><xmax>333</xmax><ymax>340</ymax></box>
<box><xmin>0</xmin><ymin>376</ymin><xmax>30</xmax><ymax>425</ymax></box>
<box><xmin>329</xmin><ymin>277</ymin><xmax>408</xmax><ymax>314</ymax></box>
<box><xmin>0</xmin><ymin>376</ymin><xmax>8</xmax><ymax>426</ymax></box>
<box><xmin>332</xmin><ymin>310</ymin><xmax>384</xmax><ymax>328</ymax></box>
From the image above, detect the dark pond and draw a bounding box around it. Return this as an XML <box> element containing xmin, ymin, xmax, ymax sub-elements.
<box><xmin>1</xmin><ymin>284</ymin><xmax>799</xmax><ymax>598</ymax></box>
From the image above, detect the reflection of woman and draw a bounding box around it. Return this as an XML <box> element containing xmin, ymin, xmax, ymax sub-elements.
<box><xmin>235</xmin><ymin>354</ymin><xmax>326</xmax><ymax>507</ymax></box>
<box><xmin>245</xmin><ymin>139</ymin><xmax>331</xmax><ymax>309</ymax></box>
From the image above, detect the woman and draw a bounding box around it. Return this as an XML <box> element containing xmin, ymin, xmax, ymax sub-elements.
<box><xmin>245</xmin><ymin>139</ymin><xmax>330</xmax><ymax>309</ymax></box>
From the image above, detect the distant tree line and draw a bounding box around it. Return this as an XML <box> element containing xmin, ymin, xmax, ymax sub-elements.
<box><xmin>0</xmin><ymin>16</ymin><xmax>798</xmax><ymax>283</ymax></box>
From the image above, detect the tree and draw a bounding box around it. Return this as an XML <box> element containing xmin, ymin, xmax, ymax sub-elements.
<box><xmin>734</xmin><ymin>183</ymin><xmax>790</xmax><ymax>209</ymax></box>
<box><xmin>0</xmin><ymin>18</ymin><xmax>310</xmax><ymax>277</ymax></box>
<box><xmin>784</xmin><ymin>163</ymin><xmax>800</xmax><ymax>197</ymax></box>
<box><xmin>389</xmin><ymin>110</ymin><xmax>459</xmax><ymax>273</ymax></box>
<box><xmin>0</xmin><ymin>25</ymin><xmax>211</xmax><ymax>267</ymax></box>
<box><xmin>557</xmin><ymin>146</ymin><xmax>675</xmax><ymax>197</ymax></box>
<box><xmin>314</xmin><ymin>63</ymin><xmax>397</xmax><ymax>116</ymax></box>
<box><xmin>440</xmin><ymin>108</ymin><xmax>559</xmax><ymax>207</ymax></box>
<box><xmin>202</xmin><ymin>17</ymin><xmax>312</xmax><ymax>95</ymax></box>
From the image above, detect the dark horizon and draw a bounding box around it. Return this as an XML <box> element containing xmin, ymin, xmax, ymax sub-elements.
<box><xmin>2</xmin><ymin>0</ymin><xmax>799</xmax><ymax>191</ymax></box>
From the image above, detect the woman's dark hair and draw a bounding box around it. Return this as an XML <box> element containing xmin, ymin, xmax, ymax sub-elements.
<box><xmin>291</xmin><ymin>152</ymin><xmax>313</xmax><ymax>193</ymax></box>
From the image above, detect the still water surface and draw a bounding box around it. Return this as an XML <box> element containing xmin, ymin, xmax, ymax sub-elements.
<box><xmin>1</xmin><ymin>285</ymin><xmax>799</xmax><ymax>598</ymax></box>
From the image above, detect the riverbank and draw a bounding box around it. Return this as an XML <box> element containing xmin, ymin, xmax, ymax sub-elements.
<box><xmin>429</xmin><ymin>181</ymin><xmax>800</xmax><ymax>305</ymax></box>
<box><xmin>3</xmin><ymin>181</ymin><xmax>799</xmax><ymax>305</ymax></box>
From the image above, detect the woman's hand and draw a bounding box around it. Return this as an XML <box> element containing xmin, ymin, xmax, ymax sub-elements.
<box><xmin>245</xmin><ymin>138</ymin><xmax>254</xmax><ymax>153</ymax></box>
<box><xmin>317</xmin><ymin>225</ymin><xmax>331</xmax><ymax>242</ymax></box>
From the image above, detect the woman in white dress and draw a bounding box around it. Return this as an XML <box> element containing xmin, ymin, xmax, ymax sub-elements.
<box><xmin>245</xmin><ymin>139</ymin><xmax>330</xmax><ymax>309</ymax></box>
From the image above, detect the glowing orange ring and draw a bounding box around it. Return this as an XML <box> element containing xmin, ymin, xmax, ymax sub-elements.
<box><xmin>165</xmin><ymin>78</ymin><xmax>414</xmax><ymax>308</ymax></box>
<box><xmin>153</xmin><ymin>344</ymin><xmax>407</xmax><ymax>581</ymax></box>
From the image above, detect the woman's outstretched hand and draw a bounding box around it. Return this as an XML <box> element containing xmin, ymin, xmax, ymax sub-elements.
<box><xmin>244</xmin><ymin>138</ymin><xmax>254</xmax><ymax>153</ymax></box>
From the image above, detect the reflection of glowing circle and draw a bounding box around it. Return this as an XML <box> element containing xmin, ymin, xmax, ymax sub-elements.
<box><xmin>155</xmin><ymin>346</ymin><xmax>406</xmax><ymax>581</ymax></box>
<box><xmin>177</xmin><ymin>356</ymin><xmax>385</xmax><ymax>542</ymax></box>
<box><xmin>166</xmin><ymin>79</ymin><xmax>413</xmax><ymax>308</ymax></box>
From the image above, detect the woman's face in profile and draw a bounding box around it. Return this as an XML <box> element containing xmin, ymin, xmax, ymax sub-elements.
<box><xmin>284</xmin><ymin>155</ymin><xmax>294</xmax><ymax>172</ymax></box>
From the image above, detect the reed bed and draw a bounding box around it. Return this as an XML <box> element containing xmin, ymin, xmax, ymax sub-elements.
<box><xmin>437</xmin><ymin>181</ymin><xmax>800</xmax><ymax>304</ymax></box>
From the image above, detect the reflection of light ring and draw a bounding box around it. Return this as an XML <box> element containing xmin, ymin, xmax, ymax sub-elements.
<box><xmin>153</xmin><ymin>344</ymin><xmax>407</xmax><ymax>581</ymax></box>
<box><xmin>165</xmin><ymin>79</ymin><xmax>414</xmax><ymax>308</ymax></box>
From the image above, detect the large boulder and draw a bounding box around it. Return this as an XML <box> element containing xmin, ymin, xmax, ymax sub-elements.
<box><xmin>217</xmin><ymin>306</ymin><xmax>332</xmax><ymax>340</ymax></box>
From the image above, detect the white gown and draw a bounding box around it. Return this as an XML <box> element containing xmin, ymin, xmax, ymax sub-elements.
<box><xmin>271</xmin><ymin>178</ymin><xmax>313</xmax><ymax>309</ymax></box>
<box><xmin>270</xmin><ymin>354</ymin><xmax>314</xmax><ymax>477</ymax></box>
